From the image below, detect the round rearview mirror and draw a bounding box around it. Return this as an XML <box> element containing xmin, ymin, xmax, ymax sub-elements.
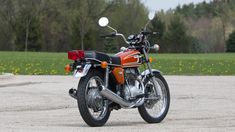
<box><xmin>148</xmin><ymin>12</ymin><xmax>155</xmax><ymax>20</ymax></box>
<box><xmin>153</xmin><ymin>44</ymin><xmax>160</xmax><ymax>51</ymax></box>
<box><xmin>98</xmin><ymin>17</ymin><xmax>109</xmax><ymax>27</ymax></box>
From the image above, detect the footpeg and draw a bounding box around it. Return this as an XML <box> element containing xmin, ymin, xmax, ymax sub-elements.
<box><xmin>135</xmin><ymin>93</ymin><xmax>147</xmax><ymax>99</ymax></box>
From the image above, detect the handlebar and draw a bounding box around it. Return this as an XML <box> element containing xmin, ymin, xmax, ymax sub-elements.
<box><xmin>142</xmin><ymin>31</ymin><xmax>159</xmax><ymax>35</ymax></box>
<box><xmin>100</xmin><ymin>32</ymin><xmax>116</xmax><ymax>38</ymax></box>
<box><xmin>100</xmin><ymin>32</ymin><xmax>130</xmax><ymax>44</ymax></box>
<box><xmin>100</xmin><ymin>25</ymin><xmax>159</xmax><ymax>46</ymax></box>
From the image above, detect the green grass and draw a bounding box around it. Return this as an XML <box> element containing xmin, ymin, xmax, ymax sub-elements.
<box><xmin>0</xmin><ymin>51</ymin><xmax>235</xmax><ymax>75</ymax></box>
<box><xmin>149</xmin><ymin>53</ymin><xmax>235</xmax><ymax>75</ymax></box>
<box><xmin>0</xmin><ymin>52</ymin><xmax>71</xmax><ymax>75</ymax></box>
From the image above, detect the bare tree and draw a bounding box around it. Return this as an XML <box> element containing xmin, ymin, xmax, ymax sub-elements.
<box><xmin>77</xmin><ymin>1</ymin><xmax>90</xmax><ymax>50</ymax></box>
<box><xmin>17</xmin><ymin>0</ymin><xmax>45</xmax><ymax>51</ymax></box>
<box><xmin>70</xmin><ymin>0</ymin><xmax>114</xmax><ymax>50</ymax></box>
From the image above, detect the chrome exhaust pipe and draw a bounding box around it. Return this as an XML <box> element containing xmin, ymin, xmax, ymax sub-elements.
<box><xmin>69</xmin><ymin>88</ymin><xmax>77</xmax><ymax>99</ymax></box>
<box><xmin>100</xmin><ymin>86</ymin><xmax>135</xmax><ymax>108</ymax></box>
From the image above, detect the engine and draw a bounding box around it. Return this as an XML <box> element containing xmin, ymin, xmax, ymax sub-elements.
<box><xmin>122</xmin><ymin>68</ymin><xmax>144</xmax><ymax>101</ymax></box>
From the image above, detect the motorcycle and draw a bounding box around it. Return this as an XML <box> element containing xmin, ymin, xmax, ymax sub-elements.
<box><xmin>65</xmin><ymin>14</ymin><xmax>170</xmax><ymax>127</ymax></box>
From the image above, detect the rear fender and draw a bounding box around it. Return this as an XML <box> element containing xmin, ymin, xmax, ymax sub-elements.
<box><xmin>73</xmin><ymin>64</ymin><xmax>92</xmax><ymax>78</ymax></box>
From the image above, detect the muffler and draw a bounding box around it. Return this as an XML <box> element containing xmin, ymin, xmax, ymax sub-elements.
<box><xmin>69</xmin><ymin>88</ymin><xmax>77</xmax><ymax>99</ymax></box>
<box><xmin>69</xmin><ymin>86</ymin><xmax>142</xmax><ymax>108</ymax></box>
<box><xmin>100</xmin><ymin>86</ymin><xmax>136</xmax><ymax>108</ymax></box>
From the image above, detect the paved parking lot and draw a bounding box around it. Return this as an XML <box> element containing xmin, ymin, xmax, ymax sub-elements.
<box><xmin>0</xmin><ymin>75</ymin><xmax>235</xmax><ymax>132</ymax></box>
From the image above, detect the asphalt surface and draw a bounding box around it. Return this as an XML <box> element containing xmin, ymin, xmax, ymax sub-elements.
<box><xmin>0</xmin><ymin>75</ymin><xmax>235</xmax><ymax>132</ymax></box>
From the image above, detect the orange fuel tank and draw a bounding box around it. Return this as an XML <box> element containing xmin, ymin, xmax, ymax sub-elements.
<box><xmin>116</xmin><ymin>49</ymin><xmax>142</xmax><ymax>68</ymax></box>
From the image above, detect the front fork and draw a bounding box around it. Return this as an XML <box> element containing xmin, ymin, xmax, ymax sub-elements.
<box><xmin>142</xmin><ymin>49</ymin><xmax>160</xmax><ymax>97</ymax></box>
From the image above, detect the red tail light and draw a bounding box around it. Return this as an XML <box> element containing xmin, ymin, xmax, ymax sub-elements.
<box><xmin>68</xmin><ymin>50</ymin><xmax>85</xmax><ymax>60</ymax></box>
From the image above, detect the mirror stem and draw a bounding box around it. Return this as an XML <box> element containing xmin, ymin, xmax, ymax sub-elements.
<box><xmin>107</xmin><ymin>26</ymin><xmax>117</xmax><ymax>33</ymax></box>
<box><xmin>144</xmin><ymin>20</ymin><xmax>151</xmax><ymax>31</ymax></box>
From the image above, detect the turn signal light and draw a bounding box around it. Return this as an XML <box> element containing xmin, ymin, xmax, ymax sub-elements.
<box><xmin>101</xmin><ymin>61</ymin><xmax>108</xmax><ymax>69</ymax></box>
<box><xmin>65</xmin><ymin>64</ymin><xmax>71</xmax><ymax>73</ymax></box>
<box><xmin>149</xmin><ymin>57</ymin><xmax>153</xmax><ymax>63</ymax></box>
<box><xmin>68</xmin><ymin>50</ymin><xmax>84</xmax><ymax>60</ymax></box>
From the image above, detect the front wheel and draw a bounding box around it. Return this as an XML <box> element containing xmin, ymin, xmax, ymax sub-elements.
<box><xmin>77</xmin><ymin>69</ymin><xmax>110</xmax><ymax>127</ymax></box>
<box><xmin>138</xmin><ymin>72</ymin><xmax>170</xmax><ymax>123</ymax></box>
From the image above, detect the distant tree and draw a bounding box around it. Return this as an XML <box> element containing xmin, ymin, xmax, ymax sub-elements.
<box><xmin>15</xmin><ymin>15</ymin><xmax>42</xmax><ymax>51</ymax></box>
<box><xmin>150</xmin><ymin>14</ymin><xmax>165</xmax><ymax>39</ymax></box>
<box><xmin>213</xmin><ymin>0</ymin><xmax>231</xmax><ymax>52</ymax></box>
<box><xmin>195</xmin><ymin>1</ymin><xmax>211</xmax><ymax>17</ymax></box>
<box><xmin>181</xmin><ymin>3</ymin><xmax>196</xmax><ymax>17</ymax></box>
<box><xmin>104</xmin><ymin>39</ymin><xmax>118</xmax><ymax>53</ymax></box>
<box><xmin>149</xmin><ymin>14</ymin><xmax>165</xmax><ymax>51</ymax></box>
<box><xmin>40</xmin><ymin>0</ymin><xmax>70</xmax><ymax>52</ymax></box>
<box><xmin>16</xmin><ymin>0</ymin><xmax>45</xmax><ymax>51</ymax></box>
<box><xmin>226</xmin><ymin>31</ymin><xmax>235</xmax><ymax>52</ymax></box>
<box><xmin>106</xmin><ymin>0</ymin><xmax>148</xmax><ymax>48</ymax></box>
<box><xmin>74</xmin><ymin>0</ymin><xmax>91</xmax><ymax>50</ymax></box>
<box><xmin>189</xmin><ymin>36</ymin><xmax>201</xmax><ymax>53</ymax></box>
<box><xmin>70</xmin><ymin>0</ymin><xmax>111</xmax><ymax>50</ymax></box>
<box><xmin>0</xmin><ymin>0</ymin><xmax>17</xmax><ymax>50</ymax></box>
<box><xmin>163</xmin><ymin>14</ymin><xmax>192</xmax><ymax>53</ymax></box>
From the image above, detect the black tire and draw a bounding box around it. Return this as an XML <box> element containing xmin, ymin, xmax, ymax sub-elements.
<box><xmin>138</xmin><ymin>72</ymin><xmax>170</xmax><ymax>123</ymax></box>
<box><xmin>77</xmin><ymin>69</ymin><xmax>110</xmax><ymax>127</ymax></box>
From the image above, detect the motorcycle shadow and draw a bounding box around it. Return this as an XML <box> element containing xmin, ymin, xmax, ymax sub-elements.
<box><xmin>59</xmin><ymin>121</ymin><xmax>146</xmax><ymax>127</ymax></box>
<box><xmin>105</xmin><ymin>121</ymin><xmax>146</xmax><ymax>127</ymax></box>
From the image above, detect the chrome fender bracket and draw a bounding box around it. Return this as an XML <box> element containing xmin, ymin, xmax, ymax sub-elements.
<box><xmin>140</xmin><ymin>69</ymin><xmax>161</xmax><ymax>96</ymax></box>
<box><xmin>141</xmin><ymin>69</ymin><xmax>161</xmax><ymax>79</ymax></box>
<box><xmin>73</xmin><ymin>64</ymin><xmax>92</xmax><ymax>78</ymax></box>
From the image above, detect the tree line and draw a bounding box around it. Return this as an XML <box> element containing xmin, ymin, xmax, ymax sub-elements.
<box><xmin>0</xmin><ymin>0</ymin><xmax>148</xmax><ymax>52</ymax></box>
<box><xmin>0</xmin><ymin>0</ymin><xmax>235</xmax><ymax>53</ymax></box>
<box><xmin>150</xmin><ymin>0</ymin><xmax>235</xmax><ymax>53</ymax></box>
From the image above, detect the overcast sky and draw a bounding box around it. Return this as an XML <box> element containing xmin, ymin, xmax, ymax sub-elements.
<box><xmin>141</xmin><ymin>0</ymin><xmax>213</xmax><ymax>12</ymax></box>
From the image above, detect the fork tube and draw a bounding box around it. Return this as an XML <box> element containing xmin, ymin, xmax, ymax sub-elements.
<box><xmin>142</xmin><ymin>49</ymin><xmax>160</xmax><ymax>96</ymax></box>
<box><xmin>105</xmin><ymin>67</ymin><xmax>109</xmax><ymax>88</ymax></box>
<box><xmin>142</xmin><ymin>49</ymin><xmax>153</xmax><ymax>75</ymax></box>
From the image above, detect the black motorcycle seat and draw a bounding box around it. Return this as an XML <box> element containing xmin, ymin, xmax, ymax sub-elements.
<box><xmin>85</xmin><ymin>51</ymin><xmax>121</xmax><ymax>65</ymax></box>
<box><xmin>109</xmin><ymin>55</ymin><xmax>121</xmax><ymax>65</ymax></box>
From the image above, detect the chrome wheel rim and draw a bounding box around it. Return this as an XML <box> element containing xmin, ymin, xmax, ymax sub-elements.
<box><xmin>85</xmin><ymin>76</ymin><xmax>108</xmax><ymax>120</ymax></box>
<box><xmin>144</xmin><ymin>77</ymin><xmax>167</xmax><ymax>118</ymax></box>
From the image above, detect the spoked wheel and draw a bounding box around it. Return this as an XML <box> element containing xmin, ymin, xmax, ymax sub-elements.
<box><xmin>77</xmin><ymin>70</ymin><xmax>110</xmax><ymax>127</ymax></box>
<box><xmin>138</xmin><ymin>72</ymin><xmax>170</xmax><ymax>123</ymax></box>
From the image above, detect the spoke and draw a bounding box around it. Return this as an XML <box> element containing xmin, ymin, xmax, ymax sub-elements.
<box><xmin>86</xmin><ymin>76</ymin><xmax>107</xmax><ymax>120</ymax></box>
<box><xmin>144</xmin><ymin>78</ymin><xmax>167</xmax><ymax>118</ymax></box>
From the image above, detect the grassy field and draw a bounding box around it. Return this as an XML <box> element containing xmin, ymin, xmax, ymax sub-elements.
<box><xmin>0</xmin><ymin>52</ymin><xmax>70</xmax><ymax>75</ymax></box>
<box><xmin>149</xmin><ymin>53</ymin><xmax>235</xmax><ymax>75</ymax></box>
<box><xmin>0</xmin><ymin>51</ymin><xmax>235</xmax><ymax>75</ymax></box>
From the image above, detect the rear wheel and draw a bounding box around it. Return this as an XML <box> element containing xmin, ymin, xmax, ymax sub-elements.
<box><xmin>138</xmin><ymin>72</ymin><xmax>170</xmax><ymax>123</ymax></box>
<box><xmin>77</xmin><ymin>70</ymin><xmax>110</xmax><ymax>127</ymax></box>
